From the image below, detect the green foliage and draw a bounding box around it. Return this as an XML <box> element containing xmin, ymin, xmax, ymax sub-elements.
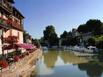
<box><xmin>86</xmin><ymin>19</ymin><xmax>102</xmax><ymax>35</ymax></box>
<box><xmin>43</xmin><ymin>25</ymin><xmax>59</xmax><ymax>47</ymax></box>
<box><xmin>39</xmin><ymin>37</ymin><xmax>48</xmax><ymax>46</ymax></box>
<box><xmin>15</xmin><ymin>50</ymin><xmax>22</xmax><ymax>56</ymax></box>
<box><xmin>32</xmin><ymin>39</ymin><xmax>41</xmax><ymax>48</ymax></box>
<box><xmin>96</xmin><ymin>41</ymin><xmax>103</xmax><ymax>49</ymax></box>
<box><xmin>61</xmin><ymin>37</ymin><xmax>79</xmax><ymax>46</ymax></box>
<box><xmin>78</xmin><ymin>62</ymin><xmax>103</xmax><ymax>77</ymax></box>
<box><xmin>87</xmin><ymin>38</ymin><xmax>95</xmax><ymax>46</ymax></box>
<box><xmin>8</xmin><ymin>51</ymin><xmax>15</xmax><ymax>57</ymax></box>
<box><xmin>98</xmin><ymin>49</ymin><xmax>103</xmax><ymax>61</ymax></box>
<box><xmin>78</xmin><ymin>24</ymin><xmax>87</xmax><ymax>33</ymax></box>
<box><xmin>43</xmin><ymin>25</ymin><xmax>55</xmax><ymax>40</ymax></box>
<box><xmin>93</xmin><ymin>35</ymin><xmax>103</xmax><ymax>49</ymax></box>
<box><xmin>60</xmin><ymin>31</ymin><xmax>69</xmax><ymax>46</ymax></box>
<box><xmin>60</xmin><ymin>30</ymin><xmax>79</xmax><ymax>46</ymax></box>
<box><xmin>94</xmin><ymin>35</ymin><xmax>103</xmax><ymax>42</ymax></box>
<box><xmin>41</xmin><ymin>19</ymin><xmax>103</xmax><ymax>47</ymax></box>
<box><xmin>60</xmin><ymin>31</ymin><xmax>68</xmax><ymax>38</ymax></box>
<box><xmin>77</xmin><ymin>19</ymin><xmax>103</xmax><ymax>35</ymax></box>
<box><xmin>23</xmin><ymin>31</ymin><xmax>31</xmax><ymax>43</ymax></box>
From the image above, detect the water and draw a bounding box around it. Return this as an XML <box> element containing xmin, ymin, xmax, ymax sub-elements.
<box><xmin>32</xmin><ymin>50</ymin><xmax>103</xmax><ymax>77</ymax></box>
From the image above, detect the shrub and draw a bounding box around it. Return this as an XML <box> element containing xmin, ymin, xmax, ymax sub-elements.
<box><xmin>15</xmin><ymin>50</ymin><xmax>22</xmax><ymax>56</ymax></box>
<box><xmin>29</xmin><ymin>50</ymin><xmax>33</xmax><ymax>53</ymax></box>
<box><xmin>96</xmin><ymin>41</ymin><xmax>103</xmax><ymax>49</ymax></box>
<box><xmin>26</xmin><ymin>52</ymin><xmax>29</xmax><ymax>55</ymax></box>
<box><xmin>0</xmin><ymin>60</ymin><xmax>8</xmax><ymax>68</ymax></box>
<box><xmin>13</xmin><ymin>56</ymin><xmax>20</xmax><ymax>62</ymax></box>
<box><xmin>87</xmin><ymin>38</ymin><xmax>95</xmax><ymax>46</ymax></box>
<box><xmin>8</xmin><ymin>52</ymin><xmax>15</xmax><ymax>57</ymax></box>
<box><xmin>19</xmin><ymin>55</ymin><xmax>23</xmax><ymax>59</ymax></box>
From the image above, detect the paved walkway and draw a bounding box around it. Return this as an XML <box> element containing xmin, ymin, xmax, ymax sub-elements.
<box><xmin>0</xmin><ymin>49</ymin><xmax>42</xmax><ymax>77</ymax></box>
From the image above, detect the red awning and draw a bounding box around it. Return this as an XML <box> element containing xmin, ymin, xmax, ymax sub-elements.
<box><xmin>3</xmin><ymin>43</ymin><xmax>36</xmax><ymax>50</ymax></box>
<box><xmin>16</xmin><ymin>43</ymin><xmax>36</xmax><ymax>49</ymax></box>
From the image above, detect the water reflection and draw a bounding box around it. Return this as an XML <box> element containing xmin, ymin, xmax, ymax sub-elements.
<box><xmin>78</xmin><ymin>61</ymin><xmax>103</xmax><ymax>77</ymax></box>
<box><xmin>32</xmin><ymin>50</ymin><xmax>103</xmax><ymax>77</ymax></box>
<box><xmin>60</xmin><ymin>51</ymin><xmax>88</xmax><ymax>64</ymax></box>
<box><xmin>43</xmin><ymin>51</ymin><xmax>58</xmax><ymax>68</ymax></box>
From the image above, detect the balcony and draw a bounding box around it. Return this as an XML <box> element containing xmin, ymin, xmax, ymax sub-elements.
<box><xmin>0</xmin><ymin>16</ymin><xmax>24</xmax><ymax>31</ymax></box>
<box><xmin>0</xmin><ymin>17</ymin><xmax>12</xmax><ymax>29</ymax></box>
<box><xmin>0</xmin><ymin>0</ymin><xmax>12</xmax><ymax>14</ymax></box>
<box><xmin>3</xmin><ymin>36</ymin><xmax>18</xmax><ymax>43</ymax></box>
<box><xmin>12</xmin><ymin>21</ymin><xmax>24</xmax><ymax>31</ymax></box>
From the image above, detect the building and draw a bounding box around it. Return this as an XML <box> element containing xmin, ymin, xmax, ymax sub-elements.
<box><xmin>71</xmin><ymin>28</ymin><xmax>80</xmax><ymax>38</ymax></box>
<box><xmin>71</xmin><ymin>29</ymin><xmax>93</xmax><ymax>46</ymax></box>
<box><xmin>0</xmin><ymin>0</ymin><xmax>24</xmax><ymax>55</ymax></box>
<box><xmin>23</xmin><ymin>31</ymin><xmax>32</xmax><ymax>44</ymax></box>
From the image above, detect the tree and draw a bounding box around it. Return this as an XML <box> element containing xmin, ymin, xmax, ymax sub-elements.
<box><xmin>96</xmin><ymin>41</ymin><xmax>103</xmax><ymax>49</ymax></box>
<box><xmin>78</xmin><ymin>62</ymin><xmax>103</xmax><ymax>77</ymax></box>
<box><xmin>60</xmin><ymin>31</ymin><xmax>68</xmax><ymax>38</ymax></box>
<box><xmin>87</xmin><ymin>38</ymin><xmax>95</xmax><ymax>46</ymax></box>
<box><xmin>77</xmin><ymin>19</ymin><xmax>103</xmax><ymax>35</ymax></box>
<box><xmin>77</xmin><ymin>24</ymin><xmax>87</xmax><ymax>33</ymax></box>
<box><xmin>32</xmin><ymin>39</ymin><xmax>41</xmax><ymax>48</ymax></box>
<box><xmin>43</xmin><ymin>25</ymin><xmax>59</xmax><ymax>47</ymax></box>
<box><xmin>60</xmin><ymin>31</ymin><xmax>68</xmax><ymax>46</ymax></box>
<box><xmin>86</xmin><ymin>19</ymin><xmax>103</xmax><ymax>35</ymax></box>
<box><xmin>23</xmin><ymin>31</ymin><xmax>30</xmax><ymax>43</ymax></box>
<box><xmin>60</xmin><ymin>30</ymin><xmax>80</xmax><ymax>46</ymax></box>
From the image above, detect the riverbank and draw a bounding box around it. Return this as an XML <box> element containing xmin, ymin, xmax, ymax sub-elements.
<box><xmin>0</xmin><ymin>49</ymin><xmax>42</xmax><ymax>77</ymax></box>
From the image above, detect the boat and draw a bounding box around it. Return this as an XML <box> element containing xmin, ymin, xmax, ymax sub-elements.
<box><xmin>73</xmin><ymin>51</ymin><xmax>97</xmax><ymax>57</ymax></box>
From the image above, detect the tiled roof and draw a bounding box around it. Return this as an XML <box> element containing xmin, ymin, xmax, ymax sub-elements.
<box><xmin>8</xmin><ymin>0</ymin><xmax>15</xmax><ymax>3</ymax></box>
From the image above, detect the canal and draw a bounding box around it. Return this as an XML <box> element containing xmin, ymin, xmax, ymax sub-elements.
<box><xmin>32</xmin><ymin>50</ymin><xmax>103</xmax><ymax>77</ymax></box>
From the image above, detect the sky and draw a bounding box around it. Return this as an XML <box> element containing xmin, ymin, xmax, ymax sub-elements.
<box><xmin>15</xmin><ymin>0</ymin><xmax>103</xmax><ymax>39</ymax></box>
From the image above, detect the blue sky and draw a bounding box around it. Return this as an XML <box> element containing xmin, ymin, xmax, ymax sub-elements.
<box><xmin>15</xmin><ymin>0</ymin><xmax>103</xmax><ymax>39</ymax></box>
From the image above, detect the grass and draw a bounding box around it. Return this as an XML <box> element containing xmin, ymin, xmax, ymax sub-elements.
<box><xmin>94</xmin><ymin>35</ymin><xmax>103</xmax><ymax>42</ymax></box>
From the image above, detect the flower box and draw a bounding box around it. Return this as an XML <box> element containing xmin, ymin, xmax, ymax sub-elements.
<box><xmin>13</xmin><ymin>56</ymin><xmax>20</xmax><ymax>62</ymax></box>
<box><xmin>0</xmin><ymin>60</ymin><xmax>8</xmax><ymax>68</ymax></box>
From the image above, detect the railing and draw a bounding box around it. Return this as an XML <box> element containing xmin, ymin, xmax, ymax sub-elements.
<box><xmin>3</xmin><ymin>36</ymin><xmax>18</xmax><ymax>43</ymax></box>
<box><xmin>0</xmin><ymin>17</ymin><xmax>12</xmax><ymax>27</ymax></box>
<box><xmin>0</xmin><ymin>17</ymin><xmax>23</xmax><ymax>30</ymax></box>
<box><xmin>12</xmin><ymin>21</ymin><xmax>23</xmax><ymax>30</ymax></box>
<box><xmin>0</xmin><ymin>0</ymin><xmax>12</xmax><ymax>13</ymax></box>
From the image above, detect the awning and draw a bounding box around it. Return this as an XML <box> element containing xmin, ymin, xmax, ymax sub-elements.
<box><xmin>16</xmin><ymin>43</ymin><xmax>36</xmax><ymax>49</ymax></box>
<box><xmin>3</xmin><ymin>43</ymin><xmax>36</xmax><ymax>50</ymax></box>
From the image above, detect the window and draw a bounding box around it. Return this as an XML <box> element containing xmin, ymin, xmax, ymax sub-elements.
<box><xmin>0</xmin><ymin>30</ymin><xmax>2</xmax><ymax>37</ymax></box>
<box><xmin>10</xmin><ymin>29</ymin><xmax>12</xmax><ymax>36</ymax></box>
<box><xmin>18</xmin><ymin>32</ymin><xmax>19</xmax><ymax>39</ymax></box>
